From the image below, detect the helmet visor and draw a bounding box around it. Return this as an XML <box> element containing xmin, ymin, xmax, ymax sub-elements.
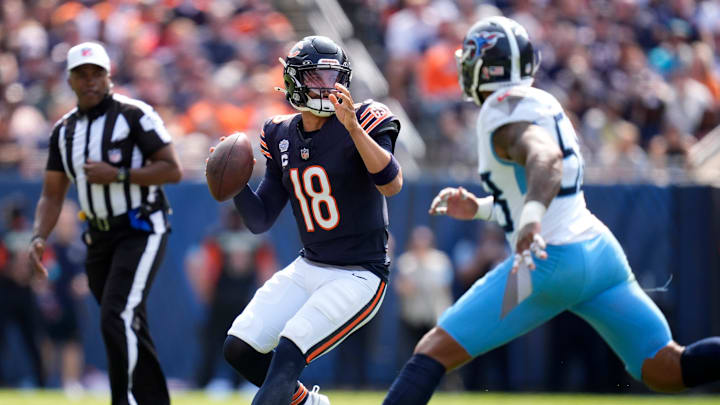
<box><xmin>302</xmin><ymin>67</ymin><xmax>348</xmax><ymax>90</ymax></box>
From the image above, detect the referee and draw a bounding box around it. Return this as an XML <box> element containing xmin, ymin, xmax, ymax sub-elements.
<box><xmin>28</xmin><ymin>42</ymin><xmax>182</xmax><ymax>405</ymax></box>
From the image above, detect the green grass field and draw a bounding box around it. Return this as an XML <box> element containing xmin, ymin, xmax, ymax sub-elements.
<box><xmin>0</xmin><ymin>391</ymin><xmax>719</xmax><ymax>405</ymax></box>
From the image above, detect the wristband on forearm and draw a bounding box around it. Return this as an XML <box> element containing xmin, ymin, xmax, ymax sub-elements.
<box><xmin>517</xmin><ymin>200</ymin><xmax>547</xmax><ymax>229</ymax></box>
<box><xmin>371</xmin><ymin>154</ymin><xmax>400</xmax><ymax>186</ymax></box>
<box><xmin>31</xmin><ymin>234</ymin><xmax>45</xmax><ymax>244</ymax></box>
<box><xmin>472</xmin><ymin>196</ymin><xmax>495</xmax><ymax>220</ymax></box>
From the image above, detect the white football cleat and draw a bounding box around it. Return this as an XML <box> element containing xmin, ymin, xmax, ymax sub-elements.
<box><xmin>305</xmin><ymin>385</ymin><xmax>330</xmax><ymax>405</ymax></box>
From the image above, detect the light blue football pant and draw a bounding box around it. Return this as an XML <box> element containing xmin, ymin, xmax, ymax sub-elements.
<box><xmin>438</xmin><ymin>231</ymin><xmax>672</xmax><ymax>381</ymax></box>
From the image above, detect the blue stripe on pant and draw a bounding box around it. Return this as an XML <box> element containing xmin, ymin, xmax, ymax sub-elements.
<box><xmin>438</xmin><ymin>231</ymin><xmax>672</xmax><ymax>380</ymax></box>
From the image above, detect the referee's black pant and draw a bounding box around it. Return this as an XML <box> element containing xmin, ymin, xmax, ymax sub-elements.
<box><xmin>85</xmin><ymin>225</ymin><xmax>169</xmax><ymax>405</ymax></box>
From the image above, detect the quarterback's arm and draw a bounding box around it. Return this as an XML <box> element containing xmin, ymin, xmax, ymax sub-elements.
<box><xmin>367</xmin><ymin>127</ymin><xmax>403</xmax><ymax>196</ymax></box>
<box><xmin>494</xmin><ymin>122</ymin><xmax>562</xmax><ymax>207</ymax></box>
<box><xmin>330</xmin><ymin>85</ymin><xmax>403</xmax><ymax>196</ymax></box>
<box><xmin>347</xmin><ymin>125</ymin><xmax>403</xmax><ymax>196</ymax></box>
<box><xmin>233</xmin><ymin>171</ymin><xmax>289</xmax><ymax>234</ymax></box>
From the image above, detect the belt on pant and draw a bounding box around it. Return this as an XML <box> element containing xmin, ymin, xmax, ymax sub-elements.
<box><xmin>86</xmin><ymin>213</ymin><xmax>130</xmax><ymax>231</ymax></box>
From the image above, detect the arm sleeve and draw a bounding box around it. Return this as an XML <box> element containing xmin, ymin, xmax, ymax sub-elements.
<box><xmin>46</xmin><ymin>125</ymin><xmax>65</xmax><ymax>172</ymax></box>
<box><xmin>374</xmin><ymin>132</ymin><xmax>394</xmax><ymax>154</ymax></box>
<box><xmin>132</xmin><ymin>108</ymin><xmax>172</xmax><ymax>157</ymax></box>
<box><xmin>233</xmin><ymin>163</ymin><xmax>289</xmax><ymax>234</ymax></box>
<box><xmin>372</xmin><ymin>121</ymin><xmax>400</xmax><ymax>153</ymax></box>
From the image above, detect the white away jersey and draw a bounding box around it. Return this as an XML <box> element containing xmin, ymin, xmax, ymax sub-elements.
<box><xmin>476</xmin><ymin>85</ymin><xmax>605</xmax><ymax>247</ymax></box>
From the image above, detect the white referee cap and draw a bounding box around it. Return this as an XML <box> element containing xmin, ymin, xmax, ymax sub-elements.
<box><xmin>67</xmin><ymin>42</ymin><xmax>110</xmax><ymax>72</ymax></box>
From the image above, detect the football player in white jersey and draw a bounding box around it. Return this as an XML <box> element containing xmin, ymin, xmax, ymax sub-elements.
<box><xmin>383</xmin><ymin>16</ymin><xmax>720</xmax><ymax>404</ymax></box>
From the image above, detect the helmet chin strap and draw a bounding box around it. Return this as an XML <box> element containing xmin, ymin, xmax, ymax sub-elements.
<box><xmin>287</xmin><ymin>97</ymin><xmax>336</xmax><ymax>117</ymax></box>
<box><xmin>309</xmin><ymin>109</ymin><xmax>334</xmax><ymax>117</ymax></box>
<box><xmin>305</xmin><ymin>97</ymin><xmax>335</xmax><ymax>117</ymax></box>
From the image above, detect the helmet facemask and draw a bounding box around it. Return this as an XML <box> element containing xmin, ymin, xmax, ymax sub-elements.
<box><xmin>456</xmin><ymin>40</ymin><xmax>485</xmax><ymax>106</ymax></box>
<box><xmin>280</xmin><ymin>57</ymin><xmax>352</xmax><ymax>117</ymax></box>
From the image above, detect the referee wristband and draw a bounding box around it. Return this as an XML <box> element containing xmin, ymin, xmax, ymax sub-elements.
<box><xmin>472</xmin><ymin>196</ymin><xmax>494</xmax><ymax>221</ymax></box>
<box><xmin>371</xmin><ymin>154</ymin><xmax>400</xmax><ymax>186</ymax></box>
<box><xmin>517</xmin><ymin>200</ymin><xmax>547</xmax><ymax>230</ymax></box>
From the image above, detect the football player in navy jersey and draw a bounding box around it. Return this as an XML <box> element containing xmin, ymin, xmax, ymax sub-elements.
<box><xmin>216</xmin><ymin>36</ymin><xmax>402</xmax><ymax>405</ymax></box>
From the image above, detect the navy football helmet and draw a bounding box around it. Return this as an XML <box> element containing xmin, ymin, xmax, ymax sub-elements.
<box><xmin>456</xmin><ymin>16</ymin><xmax>540</xmax><ymax>106</ymax></box>
<box><xmin>278</xmin><ymin>36</ymin><xmax>352</xmax><ymax>117</ymax></box>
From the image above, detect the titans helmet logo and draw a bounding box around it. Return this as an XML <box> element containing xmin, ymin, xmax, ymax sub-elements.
<box><xmin>467</xmin><ymin>31</ymin><xmax>506</xmax><ymax>60</ymax></box>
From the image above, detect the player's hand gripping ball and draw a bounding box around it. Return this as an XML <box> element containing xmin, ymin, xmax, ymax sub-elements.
<box><xmin>205</xmin><ymin>132</ymin><xmax>255</xmax><ymax>202</ymax></box>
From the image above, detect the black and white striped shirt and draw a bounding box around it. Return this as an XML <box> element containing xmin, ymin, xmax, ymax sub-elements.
<box><xmin>47</xmin><ymin>93</ymin><xmax>172</xmax><ymax>228</ymax></box>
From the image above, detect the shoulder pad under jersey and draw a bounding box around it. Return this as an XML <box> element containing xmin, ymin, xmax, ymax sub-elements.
<box><xmin>478</xmin><ymin>86</ymin><xmax>562</xmax><ymax>136</ymax></box>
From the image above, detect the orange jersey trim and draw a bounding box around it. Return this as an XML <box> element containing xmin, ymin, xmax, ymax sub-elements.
<box><xmin>365</xmin><ymin>116</ymin><xmax>388</xmax><ymax>134</ymax></box>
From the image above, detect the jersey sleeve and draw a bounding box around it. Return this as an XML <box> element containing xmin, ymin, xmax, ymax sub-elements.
<box><xmin>478</xmin><ymin>86</ymin><xmax>553</xmax><ymax>135</ymax></box>
<box><xmin>356</xmin><ymin>100</ymin><xmax>401</xmax><ymax>152</ymax></box>
<box><xmin>46</xmin><ymin>123</ymin><xmax>65</xmax><ymax>172</ymax></box>
<box><xmin>260</xmin><ymin>120</ymin><xmax>283</xmax><ymax>179</ymax></box>
<box><xmin>234</xmin><ymin>119</ymin><xmax>289</xmax><ymax>234</ymax></box>
<box><xmin>233</xmin><ymin>172</ymin><xmax>289</xmax><ymax>234</ymax></box>
<box><xmin>372</xmin><ymin>127</ymin><xmax>396</xmax><ymax>154</ymax></box>
<box><xmin>131</xmin><ymin>105</ymin><xmax>172</xmax><ymax>157</ymax></box>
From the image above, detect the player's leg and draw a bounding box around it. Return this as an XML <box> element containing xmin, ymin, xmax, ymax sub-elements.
<box><xmin>384</xmin><ymin>246</ymin><xmax>578</xmax><ymax>405</ymax></box>
<box><xmin>568</xmin><ymin>230</ymin><xmax>675</xmax><ymax>391</ymax></box>
<box><xmin>382</xmin><ymin>327</ymin><xmax>467</xmax><ymax>405</ymax></box>
<box><xmin>224</xmin><ymin>257</ymin><xmax>314</xmax><ymax>402</ymax></box>
<box><xmin>223</xmin><ymin>336</ymin><xmax>272</xmax><ymax>386</ymax></box>
<box><xmin>641</xmin><ymin>333</ymin><xmax>720</xmax><ymax>392</ymax></box>
<box><xmin>253</xmin><ymin>261</ymin><xmax>386</xmax><ymax>405</ymax></box>
<box><xmin>676</xmin><ymin>337</ymin><xmax>720</xmax><ymax>390</ymax></box>
<box><xmin>252</xmin><ymin>337</ymin><xmax>312</xmax><ymax>405</ymax></box>
<box><xmin>570</xmin><ymin>278</ymin><xmax>689</xmax><ymax>392</ymax></box>
<box><xmin>568</xmin><ymin>230</ymin><xmax>720</xmax><ymax>392</ymax></box>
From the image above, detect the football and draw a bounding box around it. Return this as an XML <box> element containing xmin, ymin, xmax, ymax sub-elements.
<box><xmin>205</xmin><ymin>132</ymin><xmax>255</xmax><ymax>202</ymax></box>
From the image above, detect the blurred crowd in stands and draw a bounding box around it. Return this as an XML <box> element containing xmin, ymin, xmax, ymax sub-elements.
<box><xmin>344</xmin><ymin>0</ymin><xmax>720</xmax><ymax>182</ymax></box>
<box><xmin>2</xmin><ymin>0</ymin><xmax>720</xmax><ymax>183</ymax></box>
<box><xmin>0</xmin><ymin>0</ymin><xmax>295</xmax><ymax>179</ymax></box>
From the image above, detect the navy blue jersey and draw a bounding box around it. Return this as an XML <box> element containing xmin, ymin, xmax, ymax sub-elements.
<box><xmin>260</xmin><ymin>100</ymin><xmax>399</xmax><ymax>278</ymax></box>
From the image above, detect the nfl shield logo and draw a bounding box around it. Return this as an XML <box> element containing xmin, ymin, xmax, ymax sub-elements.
<box><xmin>300</xmin><ymin>147</ymin><xmax>310</xmax><ymax>160</ymax></box>
<box><xmin>108</xmin><ymin>148</ymin><xmax>122</xmax><ymax>163</ymax></box>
